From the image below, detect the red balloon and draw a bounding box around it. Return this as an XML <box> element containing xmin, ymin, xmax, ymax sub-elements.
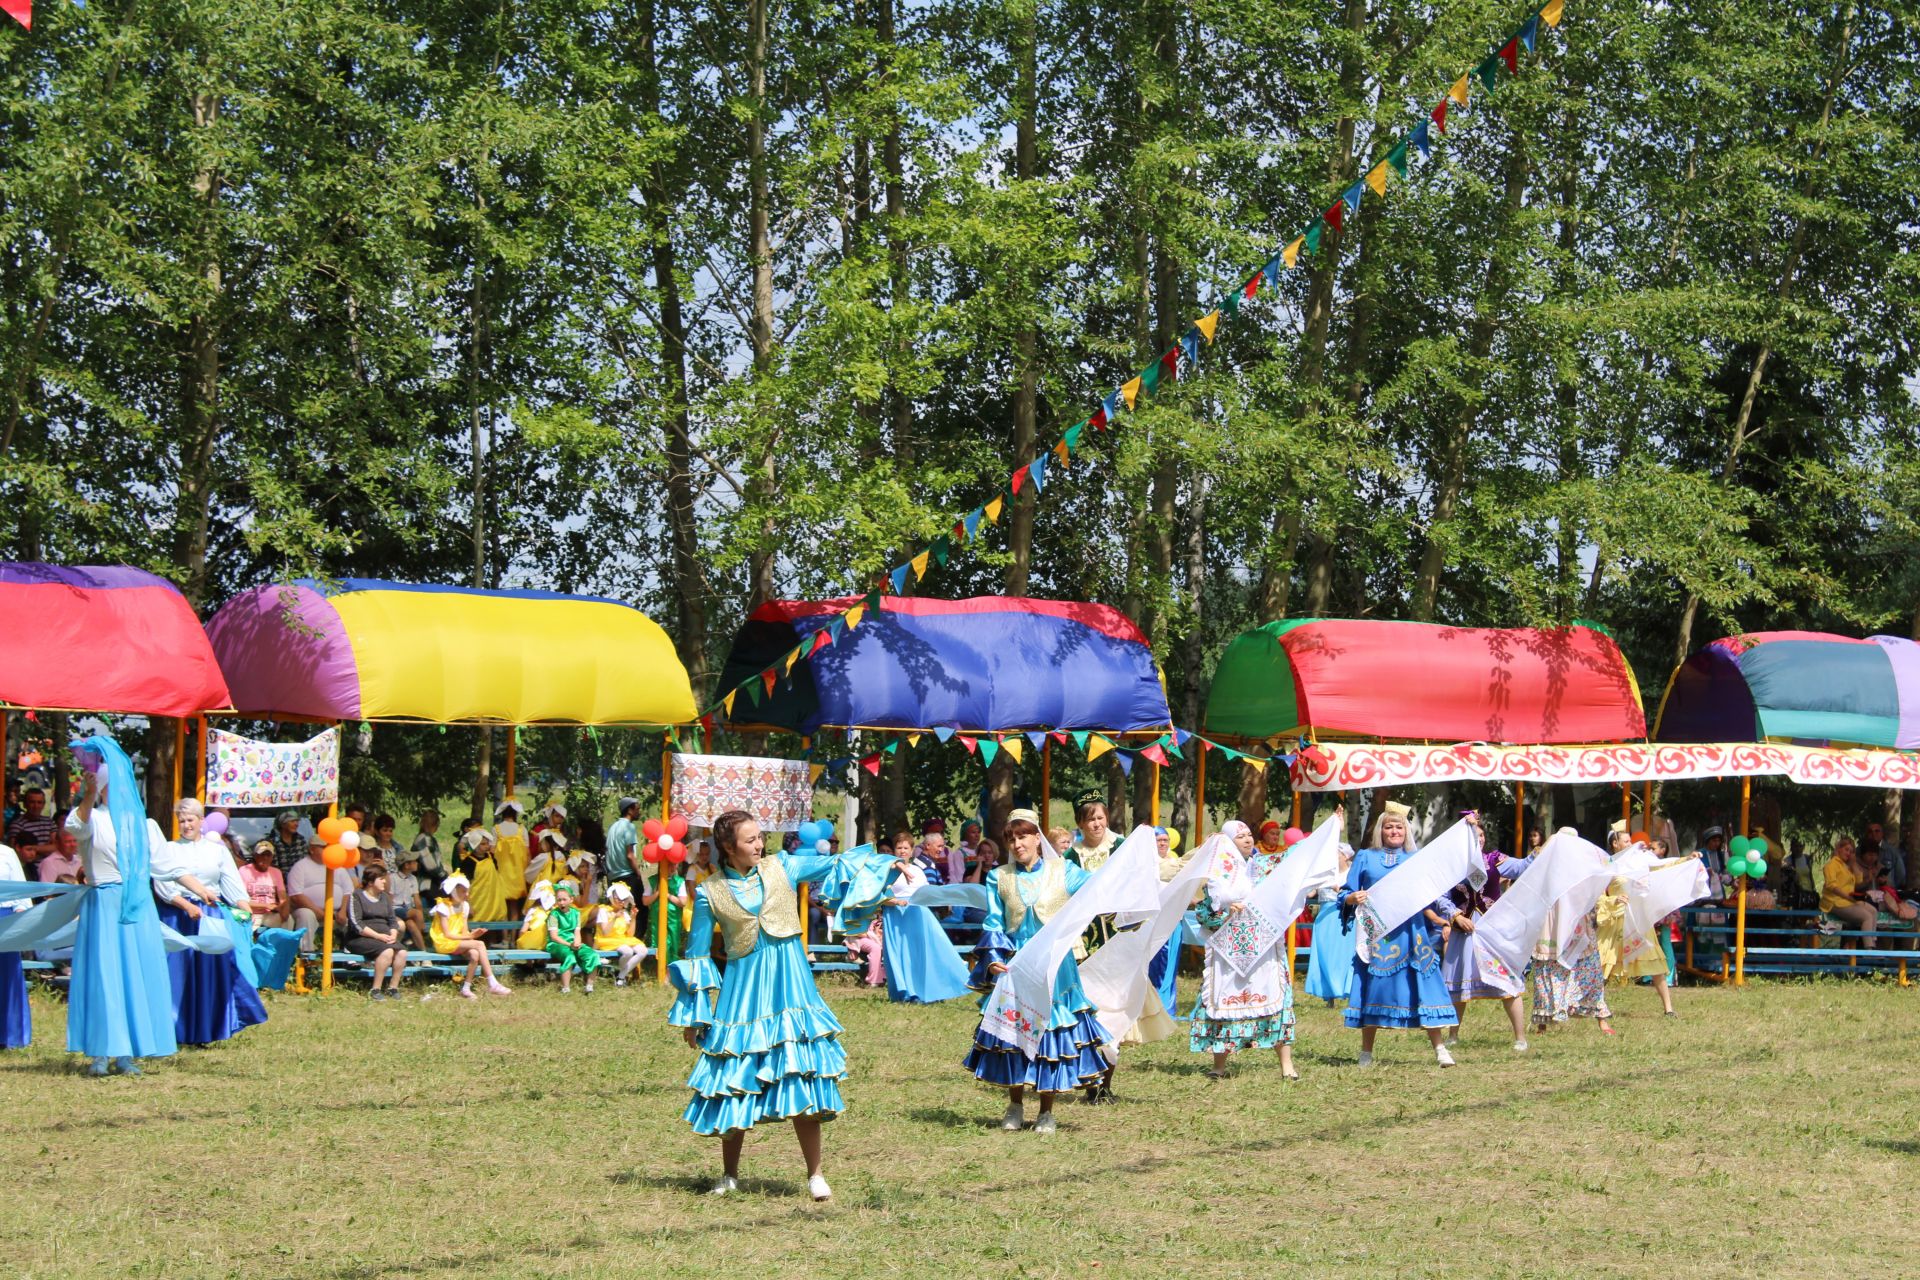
<box><xmin>642</xmin><ymin>819</ymin><xmax>665</xmax><ymax>842</ymax></box>
<box><xmin>1283</xmin><ymin>827</ymin><xmax>1306</xmax><ymax>846</ymax></box>
<box><xmin>667</xmin><ymin>815</ymin><xmax>689</xmax><ymax>841</ymax></box>
<box><xmin>665</xmin><ymin>841</ymin><xmax>687</xmax><ymax>864</ymax></box>
<box><xmin>642</xmin><ymin>843</ymin><xmax>664</xmax><ymax>864</ymax></box>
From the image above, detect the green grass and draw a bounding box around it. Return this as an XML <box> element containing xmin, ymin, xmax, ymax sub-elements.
<box><xmin>3</xmin><ymin>972</ymin><xmax>1917</xmax><ymax>1279</ymax></box>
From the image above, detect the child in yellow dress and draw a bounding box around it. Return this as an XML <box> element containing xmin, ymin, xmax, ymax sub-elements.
<box><xmin>491</xmin><ymin>801</ymin><xmax>531</xmax><ymax>920</ymax></box>
<box><xmin>595</xmin><ymin>882</ymin><xmax>650</xmax><ymax>986</ymax></box>
<box><xmin>429</xmin><ymin>874</ymin><xmax>512</xmax><ymax>1000</ymax></box>
<box><xmin>517</xmin><ymin>880</ymin><xmax>557</xmax><ymax>950</ymax></box>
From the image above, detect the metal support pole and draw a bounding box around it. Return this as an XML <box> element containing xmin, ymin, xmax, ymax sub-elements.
<box><xmin>1736</xmin><ymin>775</ymin><xmax>1751</xmax><ymax>986</ymax></box>
<box><xmin>321</xmin><ymin>867</ymin><xmax>336</xmax><ymax>993</ymax></box>
<box><xmin>1151</xmin><ymin>761</ymin><xmax>1161</xmax><ymax>826</ymax></box>
<box><xmin>194</xmin><ymin>714</ymin><xmax>208</xmax><ymax>805</ymax></box>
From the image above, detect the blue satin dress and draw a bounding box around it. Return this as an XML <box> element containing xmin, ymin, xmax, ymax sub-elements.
<box><xmin>963</xmin><ymin>860</ymin><xmax>1110</xmax><ymax>1092</ymax></box>
<box><xmin>880</xmin><ymin>902</ymin><xmax>973</xmax><ymax>1004</ymax></box>
<box><xmin>1305</xmin><ymin>891</ymin><xmax>1356</xmax><ymax>1005</ymax></box>
<box><xmin>668</xmin><ymin>854</ymin><xmax>845</xmax><ymax>1136</ymax></box>
<box><xmin>0</xmin><ymin>904</ymin><xmax>28</xmax><ymax>1048</ymax></box>
<box><xmin>1341</xmin><ymin>847</ymin><xmax>1458</xmax><ymax>1029</ymax></box>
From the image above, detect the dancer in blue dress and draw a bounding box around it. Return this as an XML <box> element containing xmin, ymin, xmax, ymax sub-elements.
<box><xmin>66</xmin><ymin>734</ymin><xmax>177</xmax><ymax>1075</ymax></box>
<box><xmin>669</xmin><ymin>810</ymin><xmax>843</xmax><ymax>1202</ymax></box>
<box><xmin>0</xmin><ymin>841</ymin><xmax>29</xmax><ymax>1048</ymax></box>
<box><xmin>963</xmin><ymin>809</ymin><xmax>1110</xmax><ymax>1134</ymax></box>
<box><xmin>151</xmin><ymin>798</ymin><xmax>268</xmax><ymax>1046</ymax></box>
<box><xmin>1341</xmin><ymin>802</ymin><xmax>1463</xmax><ymax>1068</ymax></box>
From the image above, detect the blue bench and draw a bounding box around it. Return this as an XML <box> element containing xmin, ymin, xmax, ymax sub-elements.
<box><xmin>1681</xmin><ymin>906</ymin><xmax>1915</xmax><ymax>985</ymax></box>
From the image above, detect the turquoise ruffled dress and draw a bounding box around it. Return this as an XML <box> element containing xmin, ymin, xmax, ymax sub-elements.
<box><xmin>963</xmin><ymin>860</ymin><xmax>1111</xmax><ymax>1092</ymax></box>
<box><xmin>668</xmin><ymin>854</ymin><xmax>845</xmax><ymax>1136</ymax></box>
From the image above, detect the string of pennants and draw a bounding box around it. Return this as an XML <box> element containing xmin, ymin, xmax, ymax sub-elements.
<box><xmin>698</xmin><ymin>0</ymin><xmax>1567</xmax><ymax>725</ymax></box>
<box><xmin>790</xmin><ymin>726</ymin><xmax>1336</xmax><ymax>787</ymax></box>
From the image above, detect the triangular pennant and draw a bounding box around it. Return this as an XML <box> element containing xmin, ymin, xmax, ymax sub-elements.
<box><xmin>1477</xmin><ymin>54</ymin><xmax>1500</xmax><ymax>92</ymax></box>
<box><xmin>1450</xmin><ymin>75</ymin><xmax>1470</xmax><ymax>107</ymax></box>
<box><xmin>1120</xmin><ymin>376</ymin><xmax>1142</xmax><ymax>408</ymax></box>
<box><xmin>1241</xmin><ymin>274</ymin><xmax>1260</xmax><ymax>301</ymax></box>
<box><xmin>745</xmin><ymin>675</ymin><xmax>763</xmax><ymax>707</ymax></box>
<box><xmin>1028</xmin><ymin>456</ymin><xmax>1047</xmax><ymax>492</ymax></box>
<box><xmin>1387</xmin><ymin>140</ymin><xmax>1410</xmax><ymax>178</ymax></box>
<box><xmin>1162</xmin><ymin>737</ymin><xmax>1184</xmax><ymax>760</ymax></box>
<box><xmin>984</xmin><ymin>495</ymin><xmax>1004</xmax><ymax>523</ymax></box>
<box><xmin>1282</xmin><ymin>236</ymin><xmax>1305</xmax><ymax>269</ymax></box>
<box><xmin>1245</xmin><ymin>755</ymin><xmax>1267</xmax><ymax>772</ymax></box>
<box><xmin>1115</xmin><ymin>752</ymin><xmax>1134</xmax><ymax>776</ymax></box>
<box><xmin>1051</xmin><ymin>731</ymin><xmax>1070</xmax><ymax>745</ymax></box>
<box><xmin>952</xmin><ymin>520</ymin><xmax>966</xmax><ymax>543</ymax></box>
<box><xmin>1263</xmin><ymin>255</ymin><xmax>1283</xmax><ymax>287</ymax></box>
<box><xmin>934</xmin><ymin>725</ymin><xmax>955</xmax><ymax>743</ymax></box>
<box><xmin>1223</xmin><ymin>289</ymin><xmax>1241</xmax><ymax>318</ymax></box>
<box><xmin>1541</xmin><ymin>0</ymin><xmax>1563</xmax><ymax>28</ymax></box>
<box><xmin>1365</xmin><ymin>161</ymin><xmax>1389</xmax><ymax>197</ymax></box>
<box><xmin>784</xmin><ymin>647</ymin><xmax>801</xmax><ymax>674</ymax></box>
<box><xmin>1087</xmin><ymin>734</ymin><xmax>1114</xmax><ymax>762</ymax></box>
<box><xmin>1140</xmin><ymin>361</ymin><xmax>1162</xmax><ymax>395</ymax></box>
<box><xmin>977</xmin><ymin>738</ymin><xmax>999</xmax><ymax>766</ymax></box>
<box><xmin>1343</xmin><ymin>179</ymin><xmax>1366</xmax><ymax>212</ymax></box>
<box><xmin>1001</xmin><ymin>737</ymin><xmax>1023</xmax><ymax>764</ymax></box>
<box><xmin>1071</xmin><ymin>730</ymin><xmax>1090</xmax><ymax>752</ymax></box>
<box><xmin>1518</xmin><ymin>14</ymin><xmax>1539</xmax><ymax>50</ymax></box>
<box><xmin>723</xmin><ymin>691</ymin><xmax>737</xmax><ymax>717</ymax></box>
<box><xmin>1221</xmin><ymin>746</ymin><xmax>1242</xmax><ymax>761</ymax></box>
<box><xmin>1026</xmin><ymin>730</ymin><xmax>1047</xmax><ymax>750</ymax></box>
<box><xmin>963</xmin><ymin>508</ymin><xmax>984</xmax><ymax>539</ymax></box>
<box><xmin>910</xmin><ymin>549</ymin><xmax>931</xmax><ymax>580</ymax></box>
<box><xmin>1089</xmin><ymin>405</ymin><xmax>1108</xmax><ymax>431</ymax></box>
<box><xmin>1412</xmin><ymin>121</ymin><xmax>1432</xmax><ymax>159</ymax></box>
<box><xmin>1064</xmin><ymin>420</ymin><xmax>1085</xmax><ymax>449</ymax></box>
<box><xmin>1324</xmin><ymin>200</ymin><xmax>1344</xmax><ymax>234</ymax></box>
<box><xmin>861</xmin><ymin>753</ymin><xmax>883</xmax><ymax>776</ymax></box>
<box><xmin>811</xmin><ymin>629</ymin><xmax>833</xmax><ymax>655</ymax></box>
<box><xmin>1196</xmin><ymin>310</ymin><xmax>1220</xmax><ymax>343</ymax></box>
<box><xmin>889</xmin><ymin>564</ymin><xmax>909</xmax><ymax>593</ymax></box>
<box><xmin>1103</xmin><ymin>390</ymin><xmax>1123</xmax><ymax>421</ymax></box>
<box><xmin>1431</xmin><ymin>99</ymin><xmax>1449</xmax><ymax>136</ymax></box>
<box><xmin>884</xmin><ymin>741</ymin><xmax>899</xmax><ymax>755</ymax></box>
<box><xmin>1180</xmin><ymin>329</ymin><xmax>1200</xmax><ymax>365</ymax></box>
<box><xmin>1303</xmin><ymin>223</ymin><xmax>1323</xmax><ymax>254</ymax></box>
<box><xmin>1498</xmin><ymin>37</ymin><xmax>1519</xmax><ymax>74</ymax></box>
<box><xmin>931</xmin><ymin>536</ymin><xmax>949</xmax><ymax>568</ymax></box>
<box><xmin>1053</xmin><ymin>439</ymin><xmax>1071</xmax><ymax>467</ymax></box>
<box><xmin>958</xmin><ymin>735</ymin><xmax>979</xmax><ymax>756</ymax></box>
<box><xmin>846</xmin><ymin>602</ymin><xmax>868</xmax><ymax>630</ymax></box>
<box><xmin>907</xmin><ymin>732</ymin><xmax>922</xmax><ymax>747</ymax></box>
<box><xmin>1160</xmin><ymin>349</ymin><xmax>1181</xmax><ymax>382</ymax></box>
<box><xmin>809</xmin><ymin>764</ymin><xmax>825</xmax><ymax>785</ymax></box>
<box><xmin>1140</xmin><ymin>743</ymin><xmax>1169</xmax><ymax>767</ymax></box>
<box><xmin>1010</xmin><ymin>464</ymin><xmax>1026</xmax><ymax>494</ymax></box>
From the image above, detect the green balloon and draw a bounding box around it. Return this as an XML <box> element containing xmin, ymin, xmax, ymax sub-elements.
<box><xmin>1727</xmin><ymin>856</ymin><xmax>1749</xmax><ymax>878</ymax></box>
<box><xmin>1746</xmin><ymin>859</ymin><xmax>1768</xmax><ymax>878</ymax></box>
<box><xmin>1728</xmin><ymin>836</ymin><xmax>1753</xmax><ymax>859</ymax></box>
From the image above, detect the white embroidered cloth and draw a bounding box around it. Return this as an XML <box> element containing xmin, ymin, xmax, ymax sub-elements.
<box><xmin>1473</xmin><ymin>829</ymin><xmax>1612</xmax><ymax>992</ymax></box>
<box><xmin>1620</xmin><ymin>857</ymin><xmax>1709</xmax><ymax>969</ymax></box>
<box><xmin>1206</xmin><ymin>816</ymin><xmax>1344</xmax><ymax>978</ymax></box>
<box><xmin>1354</xmin><ymin>818</ymin><xmax>1484</xmax><ymax>963</ymax></box>
<box><xmin>1079</xmin><ymin>840</ymin><xmax>1213</xmax><ymax>1044</ymax></box>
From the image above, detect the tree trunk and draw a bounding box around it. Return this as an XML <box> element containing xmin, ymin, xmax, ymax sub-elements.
<box><xmin>745</xmin><ymin>0</ymin><xmax>778</xmax><ymax>609</ymax></box>
<box><xmin>880</xmin><ymin>0</ymin><xmax>914</xmax><ymax>467</ymax></box>
<box><xmin>1410</xmin><ymin>139</ymin><xmax>1530</xmax><ymax>622</ymax></box>
<box><xmin>1003</xmin><ymin>0</ymin><xmax>1039</xmax><ymax>596</ymax></box>
<box><xmin>639</xmin><ymin>0</ymin><xmax>708</xmax><ymax>693</ymax></box>
<box><xmin>1172</xmin><ymin>472</ymin><xmax>1208</xmax><ymax>832</ymax></box>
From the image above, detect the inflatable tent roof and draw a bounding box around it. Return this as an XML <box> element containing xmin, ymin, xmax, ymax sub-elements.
<box><xmin>716</xmin><ymin>595</ymin><xmax>1172</xmax><ymax>735</ymax></box>
<box><xmin>1205</xmin><ymin>618</ymin><xmax>1646</xmax><ymax>745</ymax></box>
<box><xmin>1655</xmin><ymin>631</ymin><xmax>1920</xmax><ymax>749</ymax></box>
<box><xmin>0</xmin><ymin>563</ymin><xmax>230</xmax><ymax>716</ymax></box>
<box><xmin>205</xmin><ymin>579</ymin><xmax>695</xmax><ymax>725</ymax></box>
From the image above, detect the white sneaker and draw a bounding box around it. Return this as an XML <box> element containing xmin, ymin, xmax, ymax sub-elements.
<box><xmin>1436</xmin><ymin>1045</ymin><xmax>1456</xmax><ymax>1067</ymax></box>
<box><xmin>488</xmin><ymin>981</ymin><xmax>512</xmax><ymax>996</ymax></box>
<box><xmin>707</xmin><ymin>1176</ymin><xmax>738</xmax><ymax>1197</ymax></box>
<box><xmin>808</xmin><ymin>1174</ymin><xmax>832</xmax><ymax>1202</ymax></box>
<box><xmin>1513</xmin><ymin>1038</ymin><xmax>1529</xmax><ymax>1053</ymax></box>
<box><xmin>1033</xmin><ymin>1113</ymin><xmax>1057</xmax><ymax>1135</ymax></box>
<box><xmin>1357</xmin><ymin>1050</ymin><xmax>1374</xmax><ymax>1068</ymax></box>
<box><xmin>999</xmin><ymin>1105</ymin><xmax>1024</xmax><ymax>1131</ymax></box>
<box><xmin>459</xmin><ymin>985</ymin><xmax>478</xmax><ymax>1001</ymax></box>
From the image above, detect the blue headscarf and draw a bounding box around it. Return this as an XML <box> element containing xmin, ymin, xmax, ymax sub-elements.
<box><xmin>71</xmin><ymin>734</ymin><xmax>157</xmax><ymax>925</ymax></box>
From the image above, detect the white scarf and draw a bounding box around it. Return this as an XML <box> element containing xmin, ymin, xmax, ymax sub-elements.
<box><xmin>1620</xmin><ymin>857</ymin><xmax>1709</xmax><ymax>968</ymax></box>
<box><xmin>980</xmin><ymin>826</ymin><xmax>1163</xmax><ymax>1056</ymax></box>
<box><xmin>1355</xmin><ymin>818</ymin><xmax>1483</xmax><ymax>962</ymax></box>
<box><xmin>1473</xmin><ymin>829</ymin><xmax>1612</xmax><ymax>990</ymax></box>
<box><xmin>1206</xmin><ymin>816</ymin><xmax>1344</xmax><ymax>978</ymax></box>
<box><xmin>1079</xmin><ymin>840</ymin><xmax>1213</xmax><ymax>1044</ymax></box>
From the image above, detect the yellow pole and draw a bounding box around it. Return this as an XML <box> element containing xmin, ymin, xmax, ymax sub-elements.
<box><xmin>658</xmin><ymin>746</ymin><xmax>673</xmax><ymax>984</ymax></box>
<box><xmin>1290</xmin><ymin>788</ymin><xmax>1301</xmax><ymax>826</ymax></box>
<box><xmin>1195</xmin><ymin>744</ymin><xmax>1207</xmax><ymax>843</ymax></box>
<box><xmin>1514</xmin><ymin>780</ymin><xmax>1525</xmax><ymax>855</ymax></box>
<box><xmin>1150</xmin><ymin>761</ymin><xmax>1161</xmax><ymax>825</ymax></box>
<box><xmin>1641</xmin><ymin>779</ymin><xmax>1653</xmax><ymax>831</ymax></box>
<box><xmin>1287</xmin><ymin>918</ymin><xmax>1298</xmax><ymax>986</ymax></box>
<box><xmin>321</xmin><ymin>866</ymin><xmax>336</xmax><ymax>993</ymax></box>
<box><xmin>1620</xmin><ymin>782</ymin><xmax>1630</xmax><ymax>826</ymax></box>
<box><xmin>194</xmin><ymin>714</ymin><xmax>207</xmax><ymax>805</ymax></box>
<box><xmin>1041</xmin><ymin>738</ymin><xmax>1052</xmax><ymax>829</ymax></box>
<box><xmin>1736</xmin><ymin>775</ymin><xmax>1751</xmax><ymax>986</ymax></box>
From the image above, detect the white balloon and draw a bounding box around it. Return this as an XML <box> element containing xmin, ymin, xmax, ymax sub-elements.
<box><xmin>815</xmin><ymin>838</ymin><xmax>831</xmax><ymax>854</ymax></box>
<box><xmin>340</xmin><ymin>831</ymin><xmax>361</xmax><ymax>850</ymax></box>
<box><xmin>657</xmin><ymin>833</ymin><xmax>674</xmax><ymax>850</ymax></box>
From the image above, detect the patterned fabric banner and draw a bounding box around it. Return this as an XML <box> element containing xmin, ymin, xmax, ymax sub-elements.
<box><xmin>670</xmin><ymin>753</ymin><xmax>814</xmax><ymax>831</ymax></box>
<box><xmin>205</xmin><ymin>727</ymin><xmax>340</xmax><ymax>808</ymax></box>
<box><xmin>1293</xmin><ymin>740</ymin><xmax>1920</xmax><ymax>792</ymax></box>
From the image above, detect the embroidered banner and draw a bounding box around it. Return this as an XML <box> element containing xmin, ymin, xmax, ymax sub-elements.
<box><xmin>205</xmin><ymin>727</ymin><xmax>340</xmax><ymax>809</ymax></box>
<box><xmin>1293</xmin><ymin>740</ymin><xmax>1920</xmax><ymax>792</ymax></box>
<box><xmin>669</xmin><ymin>753</ymin><xmax>814</xmax><ymax>830</ymax></box>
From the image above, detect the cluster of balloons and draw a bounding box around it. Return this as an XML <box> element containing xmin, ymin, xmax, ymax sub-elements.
<box><xmin>316</xmin><ymin>815</ymin><xmax>361</xmax><ymax>870</ymax></box>
<box><xmin>1727</xmin><ymin>834</ymin><xmax>1769</xmax><ymax>881</ymax></box>
<box><xmin>797</xmin><ymin>819</ymin><xmax>836</xmax><ymax>854</ymax></box>
<box><xmin>643</xmin><ymin>816</ymin><xmax>691</xmax><ymax>865</ymax></box>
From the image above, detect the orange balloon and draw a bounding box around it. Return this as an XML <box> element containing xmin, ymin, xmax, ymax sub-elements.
<box><xmin>340</xmin><ymin>816</ymin><xmax>360</xmax><ymax>834</ymax></box>
<box><xmin>1631</xmin><ymin>830</ymin><xmax>1651</xmax><ymax>844</ymax></box>
<box><xmin>321</xmin><ymin>843</ymin><xmax>352</xmax><ymax>869</ymax></box>
<box><xmin>317</xmin><ymin>817</ymin><xmax>348</xmax><ymax>844</ymax></box>
<box><xmin>345</xmin><ymin>846</ymin><xmax>361</xmax><ymax>868</ymax></box>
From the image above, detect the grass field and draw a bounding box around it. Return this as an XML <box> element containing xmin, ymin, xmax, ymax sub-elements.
<box><xmin>3</xmin><ymin>970</ymin><xmax>1917</xmax><ymax>1279</ymax></box>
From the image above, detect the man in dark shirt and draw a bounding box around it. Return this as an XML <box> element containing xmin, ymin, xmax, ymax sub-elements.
<box><xmin>270</xmin><ymin>810</ymin><xmax>308</xmax><ymax>873</ymax></box>
<box><xmin>5</xmin><ymin>787</ymin><xmax>57</xmax><ymax>868</ymax></box>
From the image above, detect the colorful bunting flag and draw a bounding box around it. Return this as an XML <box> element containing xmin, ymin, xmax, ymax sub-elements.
<box><xmin>1223</xmin><ymin>288</ymin><xmax>1241</xmax><ymax>318</ymax></box>
<box><xmin>745</xmin><ymin>675</ymin><xmax>763</xmax><ymax>706</ymax></box>
<box><xmin>1180</xmin><ymin>328</ymin><xmax>1201</xmax><ymax>365</ymax></box>
<box><xmin>1028</xmin><ymin>456</ymin><xmax>1047</xmax><ymax>492</ymax></box>
<box><xmin>723</xmin><ymin>691</ymin><xmax>736</xmax><ymax>717</ymax></box>
<box><xmin>861</xmin><ymin>753</ymin><xmax>883</xmax><ymax>776</ymax></box>
<box><xmin>910</xmin><ymin>549</ymin><xmax>931</xmax><ymax>581</ymax></box>
<box><xmin>1140</xmin><ymin>361</ymin><xmax>1162</xmax><ymax>396</ymax></box>
<box><xmin>809</xmin><ymin>763</ymin><xmax>826</xmax><ymax>785</ymax></box>
<box><xmin>1431</xmin><ymin>99</ymin><xmax>1449</xmax><ymax>135</ymax></box>
<box><xmin>1450</xmin><ymin>75</ymin><xmax>1470</xmax><ymax>107</ymax></box>
<box><xmin>984</xmin><ymin>495</ymin><xmax>1004</xmax><ymax>523</ymax></box>
<box><xmin>1103</xmin><ymin>389</ymin><xmax>1123</xmax><ymax>420</ymax></box>
<box><xmin>784</xmin><ymin>648</ymin><xmax>800</xmax><ymax>674</ymax></box>
<box><xmin>1325</xmin><ymin>200</ymin><xmax>1344</xmax><ymax>234</ymax></box>
<box><xmin>1115</xmin><ymin>752</ymin><xmax>1134</xmax><ymax>776</ymax></box>
<box><xmin>1282</xmin><ymin>236</ymin><xmax>1305</xmax><ymax>268</ymax></box>
<box><xmin>963</xmin><ymin>508</ymin><xmax>984</xmax><ymax>539</ymax></box>
<box><xmin>1343</xmin><ymin>179</ymin><xmax>1366</xmax><ymax>212</ymax></box>
<box><xmin>1387</xmin><ymin>140</ymin><xmax>1410</xmax><ymax>178</ymax></box>
<box><xmin>978</xmin><ymin>738</ymin><xmax>999</xmax><ymax>766</ymax></box>
<box><xmin>931</xmin><ymin>536</ymin><xmax>950</xmax><ymax>567</ymax></box>
<box><xmin>1498</xmin><ymin>37</ymin><xmax>1519</xmax><ymax>73</ymax></box>
<box><xmin>907</xmin><ymin>733</ymin><xmax>922</xmax><ymax>747</ymax></box>
<box><xmin>1303</xmin><ymin>223</ymin><xmax>1323</xmax><ymax>255</ymax></box>
<box><xmin>1242</xmin><ymin>274</ymin><xmax>1260</xmax><ymax>301</ymax></box>
<box><xmin>1002</xmin><ymin>737</ymin><xmax>1023</xmax><ymax>764</ymax></box>
<box><xmin>1071</xmin><ymin>730</ymin><xmax>1090</xmax><ymax>752</ymax></box>
<box><xmin>1365</xmin><ymin>161</ymin><xmax>1389</xmax><ymax>197</ymax></box>
<box><xmin>934</xmin><ymin>726</ymin><xmax>955</xmax><ymax>743</ymax></box>
<box><xmin>1541</xmin><ymin>0</ymin><xmax>1563</xmax><ymax>27</ymax></box>
<box><xmin>1121</xmin><ymin>377</ymin><xmax>1142</xmax><ymax>408</ymax></box>
<box><xmin>889</xmin><ymin>564</ymin><xmax>909</xmax><ymax>593</ymax></box>
<box><xmin>1026</xmin><ymin>730</ymin><xmax>1047</xmax><ymax>750</ymax></box>
<box><xmin>1196</xmin><ymin>310</ymin><xmax>1220</xmax><ymax>343</ymax></box>
<box><xmin>1064</xmin><ymin>421</ymin><xmax>1085</xmax><ymax>448</ymax></box>
<box><xmin>1087</xmin><ymin>735</ymin><xmax>1114</xmax><ymax>762</ymax></box>
<box><xmin>884</xmin><ymin>740</ymin><xmax>900</xmax><ymax>755</ymax></box>
<box><xmin>1518</xmin><ymin>15</ymin><xmax>1539</xmax><ymax>50</ymax></box>
<box><xmin>1141</xmin><ymin>743</ymin><xmax>1169</xmax><ymax>767</ymax></box>
<box><xmin>1412</xmin><ymin>120</ymin><xmax>1432</xmax><ymax>158</ymax></box>
<box><xmin>1477</xmin><ymin>54</ymin><xmax>1500</xmax><ymax>91</ymax></box>
<box><xmin>958</xmin><ymin>735</ymin><xmax>979</xmax><ymax>756</ymax></box>
<box><xmin>846</xmin><ymin>601</ymin><xmax>868</xmax><ymax>629</ymax></box>
<box><xmin>1053</xmin><ymin>439</ymin><xmax>1071</xmax><ymax>466</ymax></box>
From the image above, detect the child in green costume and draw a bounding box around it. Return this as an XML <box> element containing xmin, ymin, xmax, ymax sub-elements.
<box><xmin>546</xmin><ymin>880</ymin><xmax>601</xmax><ymax>993</ymax></box>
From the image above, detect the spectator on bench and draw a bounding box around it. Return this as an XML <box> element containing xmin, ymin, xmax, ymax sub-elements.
<box><xmin>240</xmin><ymin>840</ymin><xmax>290</xmax><ymax>927</ymax></box>
<box><xmin>344</xmin><ymin>864</ymin><xmax>409</xmax><ymax>1000</ymax></box>
<box><xmin>5</xmin><ymin>786</ymin><xmax>57</xmax><ymax>870</ymax></box>
<box><xmin>429</xmin><ymin>873</ymin><xmax>511</xmax><ymax>1000</ymax></box>
<box><xmin>389</xmin><ymin>848</ymin><xmax>427</xmax><ymax>950</ymax></box>
<box><xmin>1822</xmin><ymin>837</ymin><xmax>1876</xmax><ymax>945</ymax></box>
<box><xmin>36</xmin><ymin>827</ymin><xmax>83</xmax><ymax>884</ymax></box>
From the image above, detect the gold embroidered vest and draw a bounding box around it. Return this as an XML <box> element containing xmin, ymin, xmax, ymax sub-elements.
<box><xmin>997</xmin><ymin>857</ymin><xmax>1069</xmax><ymax>934</ymax></box>
<box><xmin>704</xmin><ymin>855</ymin><xmax>802</xmax><ymax>959</ymax></box>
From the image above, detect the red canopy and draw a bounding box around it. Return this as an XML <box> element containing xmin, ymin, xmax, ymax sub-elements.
<box><xmin>1205</xmin><ymin>618</ymin><xmax>1647</xmax><ymax>744</ymax></box>
<box><xmin>0</xmin><ymin>564</ymin><xmax>231</xmax><ymax>716</ymax></box>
